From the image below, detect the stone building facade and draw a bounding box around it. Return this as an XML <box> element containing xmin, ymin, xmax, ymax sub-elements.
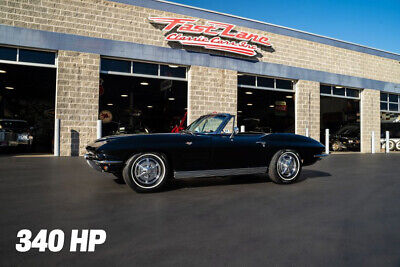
<box><xmin>0</xmin><ymin>0</ymin><xmax>399</xmax><ymax>155</ymax></box>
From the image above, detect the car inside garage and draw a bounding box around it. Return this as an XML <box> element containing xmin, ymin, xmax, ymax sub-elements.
<box><xmin>320</xmin><ymin>84</ymin><xmax>361</xmax><ymax>152</ymax></box>
<box><xmin>380</xmin><ymin>92</ymin><xmax>400</xmax><ymax>151</ymax></box>
<box><xmin>0</xmin><ymin>46</ymin><xmax>56</xmax><ymax>154</ymax></box>
<box><xmin>237</xmin><ymin>74</ymin><xmax>295</xmax><ymax>133</ymax></box>
<box><xmin>99</xmin><ymin>58</ymin><xmax>187</xmax><ymax>136</ymax></box>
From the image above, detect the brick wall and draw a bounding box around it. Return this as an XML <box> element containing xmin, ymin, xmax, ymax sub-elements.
<box><xmin>360</xmin><ymin>89</ymin><xmax>381</xmax><ymax>153</ymax></box>
<box><xmin>188</xmin><ymin>66</ymin><xmax>237</xmax><ymax>123</ymax></box>
<box><xmin>56</xmin><ymin>51</ymin><xmax>99</xmax><ymax>156</ymax></box>
<box><xmin>0</xmin><ymin>0</ymin><xmax>399</xmax><ymax>84</ymax></box>
<box><xmin>295</xmin><ymin>80</ymin><xmax>320</xmax><ymax>141</ymax></box>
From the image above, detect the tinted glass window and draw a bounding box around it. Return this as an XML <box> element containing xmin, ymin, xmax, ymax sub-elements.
<box><xmin>19</xmin><ymin>49</ymin><xmax>55</xmax><ymax>65</ymax></box>
<box><xmin>380</xmin><ymin>93</ymin><xmax>388</xmax><ymax>101</ymax></box>
<box><xmin>133</xmin><ymin>62</ymin><xmax>158</xmax><ymax>75</ymax></box>
<box><xmin>333</xmin><ymin>87</ymin><xmax>345</xmax><ymax>96</ymax></box>
<box><xmin>381</xmin><ymin>102</ymin><xmax>388</xmax><ymax>110</ymax></box>
<box><xmin>389</xmin><ymin>94</ymin><xmax>398</xmax><ymax>103</ymax></box>
<box><xmin>238</xmin><ymin>75</ymin><xmax>256</xmax><ymax>86</ymax></box>
<box><xmin>389</xmin><ymin>103</ymin><xmax>398</xmax><ymax>112</ymax></box>
<box><xmin>346</xmin><ymin>89</ymin><xmax>359</xmax><ymax>98</ymax></box>
<box><xmin>257</xmin><ymin>77</ymin><xmax>274</xmax><ymax>88</ymax></box>
<box><xmin>320</xmin><ymin>85</ymin><xmax>331</xmax><ymax>94</ymax></box>
<box><xmin>160</xmin><ymin>65</ymin><xmax>186</xmax><ymax>78</ymax></box>
<box><xmin>0</xmin><ymin>46</ymin><xmax>17</xmax><ymax>61</ymax></box>
<box><xmin>101</xmin><ymin>58</ymin><xmax>131</xmax><ymax>73</ymax></box>
<box><xmin>276</xmin><ymin>79</ymin><xmax>292</xmax><ymax>90</ymax></box>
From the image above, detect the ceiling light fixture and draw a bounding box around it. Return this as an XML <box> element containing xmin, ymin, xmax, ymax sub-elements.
<box><xmin>245</xmin><ymin>91</ymin><xmax>253</xmax><ymax>95</ymax></box>
<box><xmin>168</xmin><ymin>97</ymin><xmax>175</xmax><ymax>101</ymax></box>
<box><xmin>269</xmin><ymin>105</ymin><xmax>275</xmax><ymax>108</ymax></box>
<box><xmin>238</xmin><ymin>110</ymin><xmax>242</xmax><ymax>113</ymax></box>
<box><xmin>168</xmin><ymin>65</ymin><xmax>179</xmax><ymax>68</ymax></box>
<box><xmin>140</xmin><ymin>82</ymin><xmax>149</xmax><ymax>86</ymax></box>
<box><xmin>335</xmin><ymin>86</ymin><xmax>343</xmax><ymax>89</ymax></box>
<box><xmin>286</xmin><ymin>95</ymin><xmax>293</xmax><ymax>99</ymax></box>
<box><xmin>121</xmin><ymin>94</ymin><xmax>128</xmax><ymax>97</ymax></box>
<box><xmin>147</xmin><ymin>105</ymin><xmax>153</xmax><ymax>108</ymax></box>
<box><xmin>5</xmin><ymin>86</ymin><xmax>14</xmax><ymax>90</ymax></box>
<box><xmin>0</xmin><ymin>70</ymin><xmax>6</xmax><ymax>74</ymax></box>
<box><xmin>107</xmin><ymin>103</ymin><xmax>113</xmax><ymax>106</ymax></box>
<box><xmin>247</xmin><ymin>103</ymin><xmax>253</xmax><ymax>106</ymax></box>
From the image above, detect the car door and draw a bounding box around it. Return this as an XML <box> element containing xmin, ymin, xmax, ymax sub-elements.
<box><xmin>210</xmin><ymin>133</ymin><xmax>267</xmax><ymax>170</ymax></box>
<box><xmin>172</xmin><ymin>133</ymin><xmax>213</xmax><ymax>171</ymax></box>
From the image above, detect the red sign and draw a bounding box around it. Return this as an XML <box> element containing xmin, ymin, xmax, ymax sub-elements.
<box><xmin>149</xmin><ymin>17</ymin><xmax>272</xmax><ymax>57</ymax></box>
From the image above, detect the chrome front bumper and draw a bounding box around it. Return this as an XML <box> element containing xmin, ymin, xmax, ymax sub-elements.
<box><xmin>314</xmin><ymin>154</ymin><xmax>329</xmax><ymax>159</ymax></box>
<box><xmin>84</xmin><ymin>153</ymin><xmax>123</xmax><ymax>172</ymax></box>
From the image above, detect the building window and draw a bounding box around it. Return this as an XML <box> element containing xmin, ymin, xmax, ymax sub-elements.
<box><xmin>100</xmin><ymin>57</ymin><xmax>187</xmax><ymax>80</ymax></box>
<box><xmin>238</xmin><ymin>74</ymin><xmax>294</xmax><ymax>91</ymax></box>
<box><xmin>380</xmin><ymin>92</ymin><xmax>400</xmax><ymax>113</ymax></box>
<box><xmin>0</xmin><ymin>46</ymin><xmax>56</xmax><ymax>67</ymax></box>
<box><xmin>320</xmin><ymin>84</ymin><xmax>360</xmax><ymax>99</ymax></box>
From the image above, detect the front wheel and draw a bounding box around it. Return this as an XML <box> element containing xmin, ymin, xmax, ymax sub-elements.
<box><xmin>122</xmin><ymin>153</ymin><xmax>169</xmax><ymax>193</ymax></box>
<box><xmin>268</xmin><ymin>150</ymin><xmax>302</xmax><ymax>184</ymax></box>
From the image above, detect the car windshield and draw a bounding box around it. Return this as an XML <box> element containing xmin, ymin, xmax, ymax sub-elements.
<box><xmin>186</xmin><ymin>115</ymin><xmax>227</xmax><ymax>133</ymax></box>
<box><xmin>336</xmin><ymin>125</ymin><xmax>359</xmax><ymax>136</ymax></box>
<box><xmin>0</xmin><ymin>120</ymin><xmax>28</xmax><ymax>130</ymax></box>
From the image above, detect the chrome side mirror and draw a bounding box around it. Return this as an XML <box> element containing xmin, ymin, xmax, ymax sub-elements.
<box><xmin>233</xmin><ymin>126</ymin><xmax>239</xmax><ymax>135</ymax></box>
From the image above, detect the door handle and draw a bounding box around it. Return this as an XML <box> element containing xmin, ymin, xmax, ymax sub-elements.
<box><xmin>185</xmin><ymin>141</ymin><xmax>193</xmax><ymax>145</ymax></box>
<box><xmin>256</xmin><ymin>141</ymin><xmax>266</xmax><ymax>147</ymax></box>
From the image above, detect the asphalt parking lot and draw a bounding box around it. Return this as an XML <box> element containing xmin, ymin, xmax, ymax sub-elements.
<box><xmin>1</xmin><ymin>154</ymin><xmax>400</xmax><ymax>266</ymax></box>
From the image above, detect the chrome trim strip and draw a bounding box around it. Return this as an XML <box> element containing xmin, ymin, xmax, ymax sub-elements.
<box><xmin>314</xmin><ymin>154</ymin><xmax>329</xmax><ymax>158</ymax></box>
<box><xmin>174</xmin><ymin>167</ymin><xmax>268</xmax><ymax>179</ymax></box>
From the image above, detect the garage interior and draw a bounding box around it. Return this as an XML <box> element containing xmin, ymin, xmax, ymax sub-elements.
<box><xmin>99</xmin><ymin>58</ymin><xmax>187</xmax><ymax>136</ymax></box>
<box><xmin>0</xmin><ymin>47</ymin><xmax>56</xmax><ymax>154</ymax></box>
<box><xmin>320</xmin><ymin>84</ymin><xmax>360</xmax><ymax>152</ymax></box>
<box><xmin>237</xmin><ymin>74</ymin><xmax>295</xmax><ymax>133</ymax></box>
<box><xmin>380</xmin><ymin>92</ymin><xmax>400</xmax><ymax>151</ymax></box>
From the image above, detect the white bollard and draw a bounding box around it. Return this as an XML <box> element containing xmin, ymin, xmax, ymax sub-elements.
<box><xmin>54</xmin><ymin>119</ymin><xmax>60</xmax><ymax>157</ymax></box>
<box><xmin>325</xmin><ymin>129</ymin><xmax>329</xmax><ymax>155</ymax></box>
<box><xmin>97</xmin><ymin>120</ymin><xmax>102</xmax><ymax>139</ymax></box>
<box><xmin>305</xmin><ymin>127</ymin><xmax>309</xmax><ymax>137</ymax></box>
<box><xmin>240</xmin><ymin>125</ymin><xmax>245</xmax><ymax>133</ymax></box>
<box><xmin>371</xmin><ymin>131</ymin><xmax>375</xmax><ymax>154</ymax></box>
<box><xmin>386</xmin><ymin>131</ymin><xmax>390</xmax><ymax>154</ymax></box>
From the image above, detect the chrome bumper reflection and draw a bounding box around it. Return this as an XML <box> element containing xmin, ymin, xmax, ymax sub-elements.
<box><xmin>84</xmin><ymin>153</ymin><xmax>123</xmax><ymax>172</ymax></box>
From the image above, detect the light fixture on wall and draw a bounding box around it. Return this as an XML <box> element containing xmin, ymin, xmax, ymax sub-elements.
<box><xmin>238</xmin><ymin>110</ymin><xmax>242</xmax><ymax>113</ymax></box>
<box><xmin>140</xmin><ymin>82</ymin><xmax>149</xmax><ymax>86</ymax></box>
<box><xmin>247</xmin><ymin>103</ymin><xmax>253</xmax><ymax>106</ymax></box>
<box><xmin>5</xmin><ymin>86</ymin><xmax>14</xmax><ymax>90</ymax></box>
<box><xmin>168</xmin><ymin>65</ymin><xmax>179</xmax><ymax>68</ymax></box>
<box><xmin>245</xmin><ymin>91</ymin><xmax>253</xmax><ymax>95</ymax></box>
<box><xmin>335</xmin><ymin>86</ymin><xmax>343</xmax><ymax>88</ymax></box>
<box><xmin>121</xmin><ymin>94</ymin><xmax>128</xmax><ymax>97</ymax></box>
<box><xmin>269</xmin><ymin>105</ymin><xmax>274</xmax><ymax>108</ymax></box>
<box><xmin>0</xmin><ymin>70</ymin><xmax>6</xmax><ymax>74</ymax></box>
<box><xmin>168</xmin><ymin>97</ymin><xmax>175</xmax><ymax>101</ymax></box>
<box><xmin>107</xmin><ymin>103</ymin><xmax>113</xmax><ymax>106</ymax></box>
<box><xmin>286</xmin><ymin>95</ymin><xmax>293</xmax><ymax>99</ymax></box>
<box><xmin>147</xmin><ymin>105</ymin><xmax>153</xmax><ymax>108</ymax></box>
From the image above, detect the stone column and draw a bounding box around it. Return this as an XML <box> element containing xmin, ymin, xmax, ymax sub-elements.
<box><xmin>295</xmin><ymin>80</ymin><xmax>320</xmax><ymax>141</ymax></box>
<box><xmin>55</xmin><ymin>51</ymin><xmax>100</xmax><ymax>156</ymax></box>
<box><xmin>360</xmin><ymin>89</ymin><xmax>380</xmax><ymax>153</ymax></box>
<box><xmin>188</xmin><ymin>66</ymin><xmax>237</xmax><ymax>124</ymax></box>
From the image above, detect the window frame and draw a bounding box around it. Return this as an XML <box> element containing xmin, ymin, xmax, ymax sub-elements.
<box><xmin>320</xmin><ymin>84</ymin><xmax>361</xmax><ymax>100</ymax></box>
<box><xmin>238</xmin><ymin>74</ymin><xmax>295</xmax><ymax>92</ymax></box>
<box><xmin>380</xmin><ymin>92</ymin><xmax>400</xmax><ymax>113</ymax></box>
<box><xmin>100</xmin><ymin>57</ymin><xmax>188</xmax><ymax>81</ymax></box>
<box><xmin>0</xmin><ymin>45</ymin><xmax>57</xmax><ymax>68</ymax></box>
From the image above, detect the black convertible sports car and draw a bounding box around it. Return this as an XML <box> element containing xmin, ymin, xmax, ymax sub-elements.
<box><xmin>85</xmin><ymin>113</ymin><xmax>327</xmax><ymax>192</ymax></box>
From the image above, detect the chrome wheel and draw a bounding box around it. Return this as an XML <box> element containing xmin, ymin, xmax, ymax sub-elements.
<box><xmin>132</xmin><ymin>155</ymin><xmax>164</xmax><ymax>186</ymax></box>
<box><xmin>277</xmin><ymin>152</ymin><xmax>300</xmax><ymax>181</ymax></box>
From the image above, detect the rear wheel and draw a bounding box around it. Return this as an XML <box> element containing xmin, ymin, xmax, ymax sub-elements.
<box><xmin>123</xmin><ymin>153</ymin><xmax>169</xmax><ymax>193</ymax></box>
<box><xmin>268</xmin><ymin>150</ymin><xmax>302</xmax><ymax>184</ymax></box>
